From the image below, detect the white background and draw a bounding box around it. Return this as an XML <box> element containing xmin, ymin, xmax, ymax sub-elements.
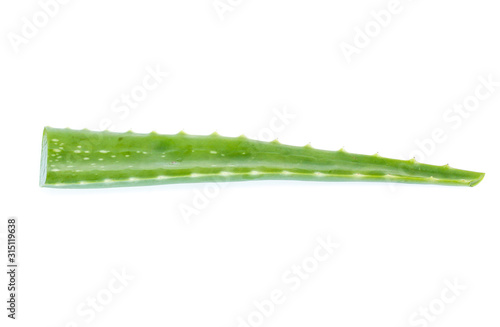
<box><xmin>1</xmin><ymin>0</ymin><xmax>499</xmax><ymax>326</ymax></box>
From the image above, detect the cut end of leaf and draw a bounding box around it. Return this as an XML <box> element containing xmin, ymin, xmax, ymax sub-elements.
<box><xmin>39</xmin><ymin>127</ymin><xmax>48</xmax><ymax>187</ymax></box>
<box><xmin>469</xmin><ymin>172</ymin><xmax>485</xmax><ymax>187</ymax></box>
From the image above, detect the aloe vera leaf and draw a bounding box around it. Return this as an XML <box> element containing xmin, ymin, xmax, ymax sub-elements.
<box><xmin>39</xmin><ymin>127</ymin><xmax>485</xmax><ymax>188</ymax></box>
